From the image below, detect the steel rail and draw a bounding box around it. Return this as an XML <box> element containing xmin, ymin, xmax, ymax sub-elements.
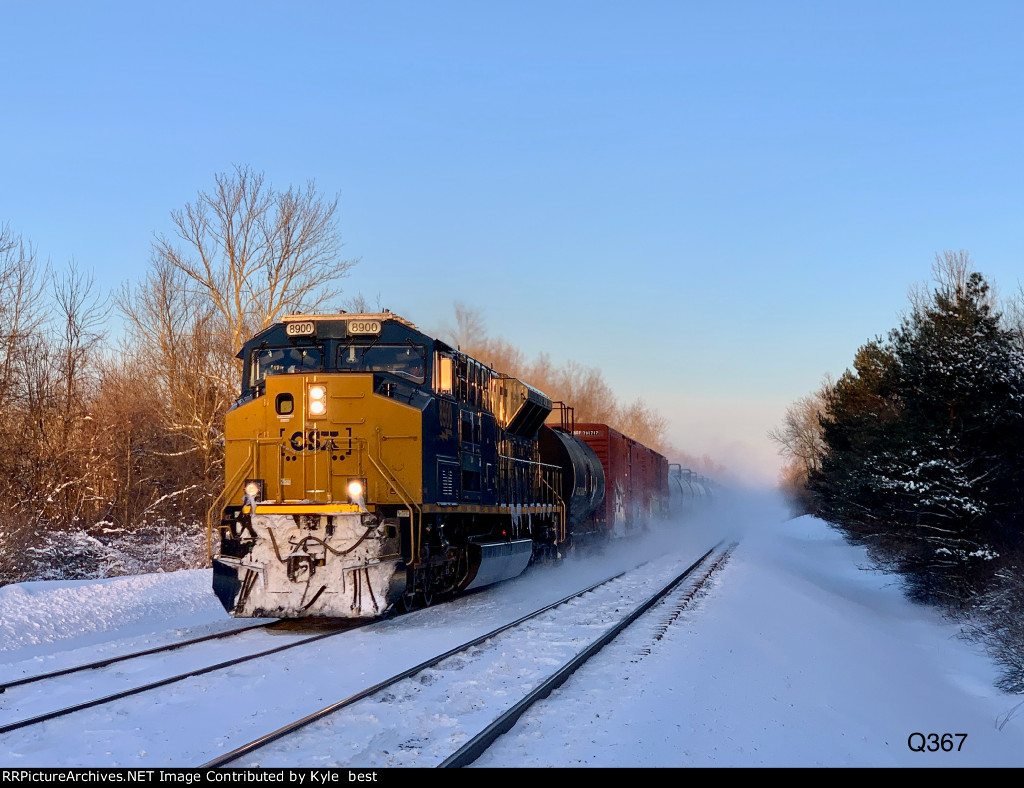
<box><xmin>0</xmin><ymin>622</ymin><xmax>363</xmax><ymax>735</ymax></box>
<box><xmin>440</xmin><ymin>542</ymin><xmax>733</xmax><ymax>767</ymax></box>
<box><xmin>201</xmin><ymin>569</ymin><xmax>630</xmax><ymax>768</ymax></box>
<box><xmin>0</xmin><ymin>622</ymin><xmax>272</xmax><ymax>694</ymax></box>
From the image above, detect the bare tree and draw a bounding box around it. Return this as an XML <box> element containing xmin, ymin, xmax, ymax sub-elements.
<box><xmin>0</xmin><ymin>260</ymin><xmax>113</xmax><ymax>584</ymax></box>
<box><xmin>551</xmin><ymin>360</ymin><xmax>619</xmax><ymax>425</ymax></box>
<box><xmin>118</xmin><ymin>256</ymin><xmax>234</xmax><ymax>483</ymax></box>
<box><xmin>0</xmin><ymin>224</ymin><xmax>47</xmax><ymax>583</ymax></box>
<box><xmin>482</xmin><ymin>338</ymin><xmax>529</xmax><ymax>378</ymax></box>
<box><xmin>117</xmin><ymin>166</ymin><xmax>356</xmax><ymax>500</ymax></box>
<box><xmin>448</xmin><ymin>300</ymin><xmax>489</xmax><ymax>351</ymax></box>
<box><xmin>151</xmin><ymin>164</ymin><xmax>357</xmax><ymax>364</ymax></box>
<box><xmin>769</xmin><ymin>375</ymin><xmax>833</xmax><ymax>513</ymax></box>
<box><xmin>907</xmin><ymin>250</ymin><xmax>994</xmax><ymax>317</ymax></box>
<box><xmin>768</xmin><ymin>375</ymin><xmax>832</xmax><ymax>478</ymax></box>
<box><xmin>445</xmin><ymin>302</ymin><xmax>527</xmax><ymax>373</ymax></box>
<box><xmin>443</xmin><ymin>302</ymin><xmax>667</xmax><ymax>445</ymax></box>
<box><xmin>41</xmin><ymin>263</ymin><xmax>108</xmax><ymax>527</ymax></box>
<box><xmin>343</xmin><ymin>291</ymin><xmax>382</xmax><ymax>313</ymax></box>
<box><xmin>0</xmin><ymin>224</ymin><xmax>47</xmax><ymax>573</ymax></box>
<box><xmin>88</xmin><ymin>347</ymin><xmax>209</xmax><ymax>568</ymax></box>
<box><xmin>52</xmin><ymin>262</ymin><xmax>106</xmax><ymax>419</ymax></box>
<box><xmin>1003</xmin><ymin>281</ymin><xmax>1024</xmax><ymax>353</ymax></box>
<box><xmin>616</xmin><ymin>397</ymin><xmax>670</xmax><ymax>452</ymax></box>
<box><xmin>0</xmin><ymin>223</ymin><xmax>45</xmax><ymax>404</ymax></box>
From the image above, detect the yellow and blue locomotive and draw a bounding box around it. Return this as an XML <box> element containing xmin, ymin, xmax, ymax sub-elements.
<box><xmin>209</xmin><ymin>312</ymin><xmax>605</xmax><ymax>618</ymax></box>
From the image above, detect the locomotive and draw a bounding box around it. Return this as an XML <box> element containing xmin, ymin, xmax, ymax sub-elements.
<box><xmin>208</xmin><ymin>312</ymin><xmax>677</xmax><ymax>619</ymax></box>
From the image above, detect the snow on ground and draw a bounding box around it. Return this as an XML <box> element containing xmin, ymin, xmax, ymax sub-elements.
<box><xmin>1</xmin><ymin>491</ymin><xmax>1022</xmax><ymax>767</ymax></box>
<box><xmin>0</xmin><ymin>570</ymin><xmax>229</xmax><ymax>651</ymax></box>
<box><xmin>480</xmin><ymin>507</ymin><xmax>1024</xmax><ymax>767</ymax></box>
<box><xmin>0</xmin><ymin>569</ymin><xmax>259</xmax><ymax>669</ymax></box>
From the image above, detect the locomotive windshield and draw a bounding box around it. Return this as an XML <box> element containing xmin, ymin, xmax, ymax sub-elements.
<box><xmin>337</xmin><ymin>342</ymin><xmax>426</xmax><ymax>383</ymax></box>
<box><xmin>250</xmin><ymin>344</ymin><xmax>324</xmax><ymax>387</ymax></box>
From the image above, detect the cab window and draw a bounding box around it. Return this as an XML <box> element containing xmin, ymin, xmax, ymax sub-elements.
<box><xmin>250</xmin><ymin>345</ymin><xmax>324</xmax><ymax>386</ymax></box>
<box><xmin>337</xmin><ymin>343</ymin><xmax>426</xmax><ymax>383</ymax></box>
<box><xmin>435</xmin><ymin>353</ymin><xmax>454</xmax><ymax>395</ymax></box>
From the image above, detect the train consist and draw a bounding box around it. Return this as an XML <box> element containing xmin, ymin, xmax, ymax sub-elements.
<box><xmin>208</xmin><ymin>312</ymin><xmax>711</xmax><ymax>619</ymax></box>
<box><xmin>668</xmin><ymin>463</ymin><xmax>714</xmax><ymax>519</ymax></box>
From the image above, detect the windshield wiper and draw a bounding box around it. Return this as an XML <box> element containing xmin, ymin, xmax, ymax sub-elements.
<box><xmin>405</xmin><ymin>337</ymin><xmax>425</xmax><ymax>361</ymax></box>
<box><xmin>359</xmin><ymin>335</ymin><xmax>380</xmax><ymax>360</ymax></box>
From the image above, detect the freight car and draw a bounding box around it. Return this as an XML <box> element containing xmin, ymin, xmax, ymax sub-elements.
<box><xmin>547</xmin><ymin>415</ymin><xmax>669</xmax><ymax>541</ymax></box>
<box><xmin>668</xmin><ymin>463</ymin><xmax>714</xmax><ymax>519</ymax></box>
<box><xmin>208</xmin><ymin>312</ymin><xmax>676</xmax><ymax>619</ymax></box>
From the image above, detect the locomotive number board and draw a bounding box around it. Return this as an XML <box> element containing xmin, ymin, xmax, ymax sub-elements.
<box><xmin>285</xmin><ymin>321</ymin><xmax>316</xmax><ymax>337</ymax></box>
<box><xmin>347</xmin><ymin>320</ymin><xmax>382</xmax><ymax>335</ymax></box>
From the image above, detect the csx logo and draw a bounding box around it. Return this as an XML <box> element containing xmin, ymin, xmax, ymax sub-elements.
<box><xmin>439</xmin><ymin>400</ymin><xmax>454</xmax><ymax>429</ymax></box>
<box><xmin>289</xmin><ymin>430</ymin><xmax>343</xmax><ymax>452</ymax></box>
<box><xmin>438</xmin><ymin>400</ymin><xmax>454</xmax><ymax>441</ymax></box>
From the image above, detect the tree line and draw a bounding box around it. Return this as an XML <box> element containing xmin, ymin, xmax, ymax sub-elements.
<box><xmin>771</xmin><ymin>252</ymin><xmax>1024</xmax><ymax>691</ymax></box>
<box><xmin>445</xmin><ymin>301</ymin><xmax>722</xmax><ymax>477</ymax></box>
<box><xmin>0</xmin><ymin>165</ymin><xmax>356</xmax><ymax>585</ymax></box>
<box><xmin>0</xmin><ymin>164</ymin><xmax>712</xmax><ymax>586</ymax></box>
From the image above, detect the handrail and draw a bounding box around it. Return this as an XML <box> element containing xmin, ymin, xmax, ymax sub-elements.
<box><xmin>206</xmin><ymin>442</ymin><xmax>255</xmax><ymax>561</ymax></box>
<box><xmin>497</xmin><ymin>454</ymin><xmax>562</xmax><ymax>471</ymax></box>
<box><xmin>540</xmin><ymin>475</ymin><xmax>567</xmax><ymax>544</ymax></box>
<box><xmin>367</xmin><ymin>428</ymin><xmax>424</xmax><ymax>567</ymax></box>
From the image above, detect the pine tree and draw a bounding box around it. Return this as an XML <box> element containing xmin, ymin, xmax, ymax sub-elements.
<box><xmin>889</xmin><ymin>272</ymin><xmax>1024</xmax><ymax>596</ymax></box>
<box><xmin>811</xmin><ymin>339</ymin><xmax>901</xmax><ymax>538</ymax></box>
<box><xmin>811</xmin><ymin>269</ymin><xmax>1024</xmax><ymax>604</ymax></box>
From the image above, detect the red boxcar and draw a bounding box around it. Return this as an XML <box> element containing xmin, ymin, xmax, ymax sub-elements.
<box><xmin>570</xmin><ymin>423</ymin><xmax>669</xmax><ymax>538</ymax></box>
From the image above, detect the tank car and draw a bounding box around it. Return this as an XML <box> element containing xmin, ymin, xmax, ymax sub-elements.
<box><xmin>209</xmin><ymin>312</ymin><xmax>613</xmax><ymax>619</ymax></box>
<box><xmin>668</xmin><ymin>463</ymin><xmax>714</xmax><ymax>519</ymax></box>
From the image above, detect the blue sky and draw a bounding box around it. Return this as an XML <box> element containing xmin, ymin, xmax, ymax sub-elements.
<box><xmin>2</xmin><ymin>1</ymin><xmax>1022</xmax><ymax>483</ymax></box>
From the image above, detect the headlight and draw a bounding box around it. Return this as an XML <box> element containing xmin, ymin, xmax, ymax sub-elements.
<box><xmin>347</xmin><ymin>478</ymin><xmax>368</xmax><ymax>512</ymax></box>
<box><xmin>243</xmin><ymin>479</ymin><xmax>264</xmax><ymax>510</ymax></box>
<box><xmin>308</xmin><ymin>384</ymin><xmax>327</xmax><ymax>418</ymax></box>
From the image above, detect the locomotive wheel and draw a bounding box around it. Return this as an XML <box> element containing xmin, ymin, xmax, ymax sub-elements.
<box><xmin>398</xmin><ymin>591</ymin><xmax>417</xmax><ymax>614</ymax></box>
<box><xmin>395</xmin><ymin>588</ymin><xmax>433</xmax><ymax>611</ymax></box>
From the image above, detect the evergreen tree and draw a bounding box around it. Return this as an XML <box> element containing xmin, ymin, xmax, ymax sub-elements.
<box><xmin>890</xmin><ymin>273</ymin><xmax>1024</xmax><ymax>592</ymax></box>
<box><xmin>811</xmin><ymin>268</ymin><xmax>1024</xmax><ymax>604</ymax></box>
<box><xmin>811</xmin><ymin>339</ymin><xmax>901</xmax><ymax>537</ymax></box>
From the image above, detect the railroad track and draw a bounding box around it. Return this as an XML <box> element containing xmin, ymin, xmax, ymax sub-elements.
<box><xmin>0</xmin><ymin>621</ymin><xmax>273</xmax><ymax>694</ymax></box>
<box><xmin>0</xmin><ymin>567</ymin><xmax>630</xmax><ymax>745</ymax></box>
<box><xmin>205</xmin><ymin>542</ymin><xmax>735</xmax><ymax>768</ymax></box>
<box><xmin>0</xmin><ymin>619</ymin><xmax>364</xmax><ymax>735</ymax></box>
